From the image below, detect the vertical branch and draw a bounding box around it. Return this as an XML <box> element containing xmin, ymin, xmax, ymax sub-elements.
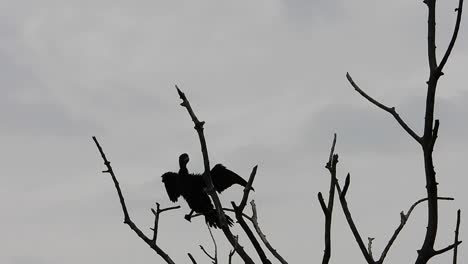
<box><xmin>320</xmin><ymin>134</ymin><xmax>337</xmax><ymax>264</ymax></box>
<box><xmin>199</xmin><ymin>224</ymin><xmax>218</xmax><ymax>264</ymax></box>
<box><xmin>453</xmin><ymin>209</ymin><xmax>461</xmax><ymax>264</ymax></box>
<box><xmin>228</xmin><ymin>236</ymin><xmax>239</xmax><ymax>264</ymax></box>
<box><xmin>175</xmin><ymin>86</ymin><xmax>255</xmax><ymax>264</ymax></box>
<box><xmin>92</xmin><ymin>137</ymin><xmax>176</xmax><ymax>264</ymax></box>
<box><xmin>418</xmin><ymin>1</ymin><xmax>464</xmax><ymax>263</ymax></box>
<box><xmin>151</xmin><ymin>203</ymin><xmax>180</xmax><ymax>243</ymax></box>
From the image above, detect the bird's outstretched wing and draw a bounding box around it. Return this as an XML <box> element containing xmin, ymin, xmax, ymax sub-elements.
<box><xmin>161</xmin><ymin>172</ymin><xmax>180</xmax><ymax>202</ymax></box>
<box><xmin>210</xmin><ymin>164</ymin><xmax>248</xmax><ymax>193</ymax></box>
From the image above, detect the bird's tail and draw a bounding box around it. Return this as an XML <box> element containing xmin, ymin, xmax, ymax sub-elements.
<box><xmin>205</xmin><ymin>209</ymin><xmax>234</xmax><ymax>229</ymax></box>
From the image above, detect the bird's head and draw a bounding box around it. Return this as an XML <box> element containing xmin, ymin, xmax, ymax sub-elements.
<box><xmin>179</xmin><ymin>153</ymin><xmax>190</xmax><ymax>167</ymax></box>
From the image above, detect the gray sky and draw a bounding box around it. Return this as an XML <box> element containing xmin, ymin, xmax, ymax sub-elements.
<box><xmin>1</xmin><ymin>0</ymin><xmax>467</xmax><ymax>263</ymax></box>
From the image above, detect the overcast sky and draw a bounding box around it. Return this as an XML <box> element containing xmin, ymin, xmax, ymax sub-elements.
<box><xmin>1</xmin><ymin>0</ymin><xmax>467</xmax><ymax>263</ymax></box>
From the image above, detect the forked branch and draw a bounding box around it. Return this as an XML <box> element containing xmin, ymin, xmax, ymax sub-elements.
<box><xmin>320</xmin><ymin>133</ymin><xmax>338</xmax><ymax>264</ymax></box>
<box><xmin>92</xmin><ymin>136</ymin><xmax>176</xmax><ymax>264</ymax></box>
<box><xmin>232</xmin><ymin>166</ymin><xmax>272</xmax><ymax>264</ymax></box>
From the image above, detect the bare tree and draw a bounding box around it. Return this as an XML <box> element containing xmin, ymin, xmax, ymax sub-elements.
<box><xmin>92</xmin><ymin>1</ymin><xmax>464</xmax><ymax>263</ymax></box>
<box><xmin>328</xmin><ymin>0</ymin><xmax>465</xmax><ymax>263</ymax></box>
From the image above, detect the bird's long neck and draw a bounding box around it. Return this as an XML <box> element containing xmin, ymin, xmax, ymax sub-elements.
<box><xmin>179</xmin><ymin>163</ymin><xmax>188</xmax><ymax>176</ymax></box>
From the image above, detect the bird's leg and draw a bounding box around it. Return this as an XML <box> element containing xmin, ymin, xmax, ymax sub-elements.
<box><xmin>184</xmin><ymin>210</ymin><xmax>194</xmax><ymax>222</ymax></box>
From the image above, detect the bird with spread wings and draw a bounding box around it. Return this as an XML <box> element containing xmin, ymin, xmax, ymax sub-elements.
<box><xmin>161</xmin><ymin>153</ymin><xmax>250</xmax><ymax>228</ymax></box>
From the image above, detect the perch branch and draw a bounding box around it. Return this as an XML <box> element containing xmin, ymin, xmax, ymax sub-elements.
<box><xmin>175</xmin><ymin>85</ymin><xmax>254</xmax><ymax>264</ymax></box>
<box><xmin>192</xmin><ymin>208</ymin><xmax>253</xmax><ymax>222</ymax></box>
<box><xmin>346</xmin><ymin>73</ymin><xmax>421</xmax><ymax>144</ymax></box>
<box><xmin>92</xmin><ymin>136</ymin><xmax>176</xmax><ymax>264</ymax></box>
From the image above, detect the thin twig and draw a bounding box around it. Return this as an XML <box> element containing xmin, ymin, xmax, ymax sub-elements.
<box><xmin>453</xmin><ymin>209</ymin><xmax>461</xmax><ymax>264</ymax></box>
<box><xmin>346</xmin><ymin>73</ymin><xmax>422</xmax><ymax>144</ymax></box>
<box><xmin>438</xmin><ymin>0</ymin><xmax>464</xmax><ymax>74</ymax></box>
<box><xmin>92</xmin><ymin>136</ymin><xmax>176</xmax><ymax>264</ymax></box>
<box><xmin>250</xmin><ymin>200</ymin><xmax>288</xmax><ymax>264</ymax></box>
<box><xmin>199</xmin><ymin>223</ymin><xmax>218</xmax><ymax>264</ymax></box>
<box><xmin>151</xmin><ymin>203</ymin><xmax>181</xmax><ymax>243</ymax></box>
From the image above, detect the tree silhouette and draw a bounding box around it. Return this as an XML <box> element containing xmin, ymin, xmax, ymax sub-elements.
<box><xmin>93</xmin><ymin>0</ymin><xmax>464</xmax><ymax>263</ymax></box>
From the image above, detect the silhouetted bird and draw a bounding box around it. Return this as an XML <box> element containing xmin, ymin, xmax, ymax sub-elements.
<box><xmin>161</xmin><ymin>153</ymin><xmax>250</xmax><ymax>228</ymax></box>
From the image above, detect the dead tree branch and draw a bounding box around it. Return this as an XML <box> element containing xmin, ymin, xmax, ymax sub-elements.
<box><xmin>453</xmin><ymin>209</ymin><xmax>461</xmax><ymax>264</ymax></box>
<box><xmin>232</xmin><ymin>166</ymin><xmax>272</xmax><ymax>264</ymax></box>
<box><xmin>151</xmin><ymin>203</ymin><xmax>181</xmax><ymax>243</ymax></box>
<box><xmin>199</xmin><ymin>224</ymin><xmax>218</xmax><ymax>264</ymax></box>
<box><xmin>417</xmin><ymin>1</ymin><xmax>464</xmax><ymax>263</ymax></box>
<box><xmin>319</xmin><ymin>133</ymin><xmax>337</xmax><ymax>264</ymax></box>
<box><xmin>345</xmin><ymin>73</ymin><xmax>421</xmax><ymax>144</ymax></box>
<box><xmin>334</xmin><ymin>173</ymin><xmax>374</xmax><ymax>264</ymax></box>
<box><xmin>188</xmin><ymin>253</ymin><xmax>198</xmax><ymax>264</ymax></box>
<box><xmin>228</xmin><ymin>236</ymin><xmax>239</xmax><ymax>264</ymax></box>
<box><xmin>377</xmin><ymin>197</ymin><xmax>454</xmax><ymax>264</ymax></box>
<box><xmin>175</xmin><ymin>85</ymin><xmax>254</xmax><ymax>264</ymax></box>
<box><xmin>92</xmin><ymin>136</ymin><xmax>176</xmax><ymax>264</ymax></box>
<box><xmin>250</xmin><ymin>200</ymin><xmax>288</xmax><ymax>264</ymax></box>
<box><xmin>438</xmin><ymin>0</ymin><xmax>464</xmax><ymax>75</ymax></box>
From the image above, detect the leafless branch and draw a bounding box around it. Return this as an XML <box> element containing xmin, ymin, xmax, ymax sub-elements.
<box><xmin>238</xmin><ymin>165</ymin><xmax>258</xmax><ymax>211</ymax></box>
<box><xmin>453</xmin><ymin>209</ymin><xmax>461</xmax><ymax>264</ymax></box>
<box><xmin>368</xmin><ymin>237</ymin><xmax>375</xmax><ymax>260</ymax></box>
<box><xmin>377</xmin><ymin>197</ymin><xmax>454</xmax><ymax>264</ymax></box>
<box><xmin>92</xmin><ymin>136</ymin><xmax>176</xmax><ymax>264</ymax></box>
<box><xmin>228</xmin><ymin>236</ymin><xmax>239</xmax><ymax>264</ymax></box>
<box><xmin>438</xmin><ymin>0</ymin><xmax>464</xmax><ymax>74</ymax></box>
<box><xmin>188</xmin><ymin>253</ymin><xmax>198</xmax><ymax>264</ymax></box>
<box><xmin>175</xmin><ymin>85</ymin><xmax>254</xmax><ymax>264</ymax></box>
<box><xmin>151</xmin><ymin>203</ymin><xmax>181</xmax><ymax>243</ymax></box>
<box><xmin>250</xmin><ymin>200</ymin><xmax>288</xmax><ymax>264</ymax></box>
<box><xmin>320</xmin><ymin>134</ymin><xmax>337</xmax><ymax>264</ymax></box>
<box><xmin>346</xmin><ymin>73</ymin><xmax>422</xmax><ymax>144</ymax></box>
<box><xmin>199</xmin><ymin>224</ymin><xmax>218</xmax><ymax>264</ymax></box>
<box><xmin>334</xmin><ymin>173</ymin><xmax>375</xmax><ymax>264</ymax></box>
